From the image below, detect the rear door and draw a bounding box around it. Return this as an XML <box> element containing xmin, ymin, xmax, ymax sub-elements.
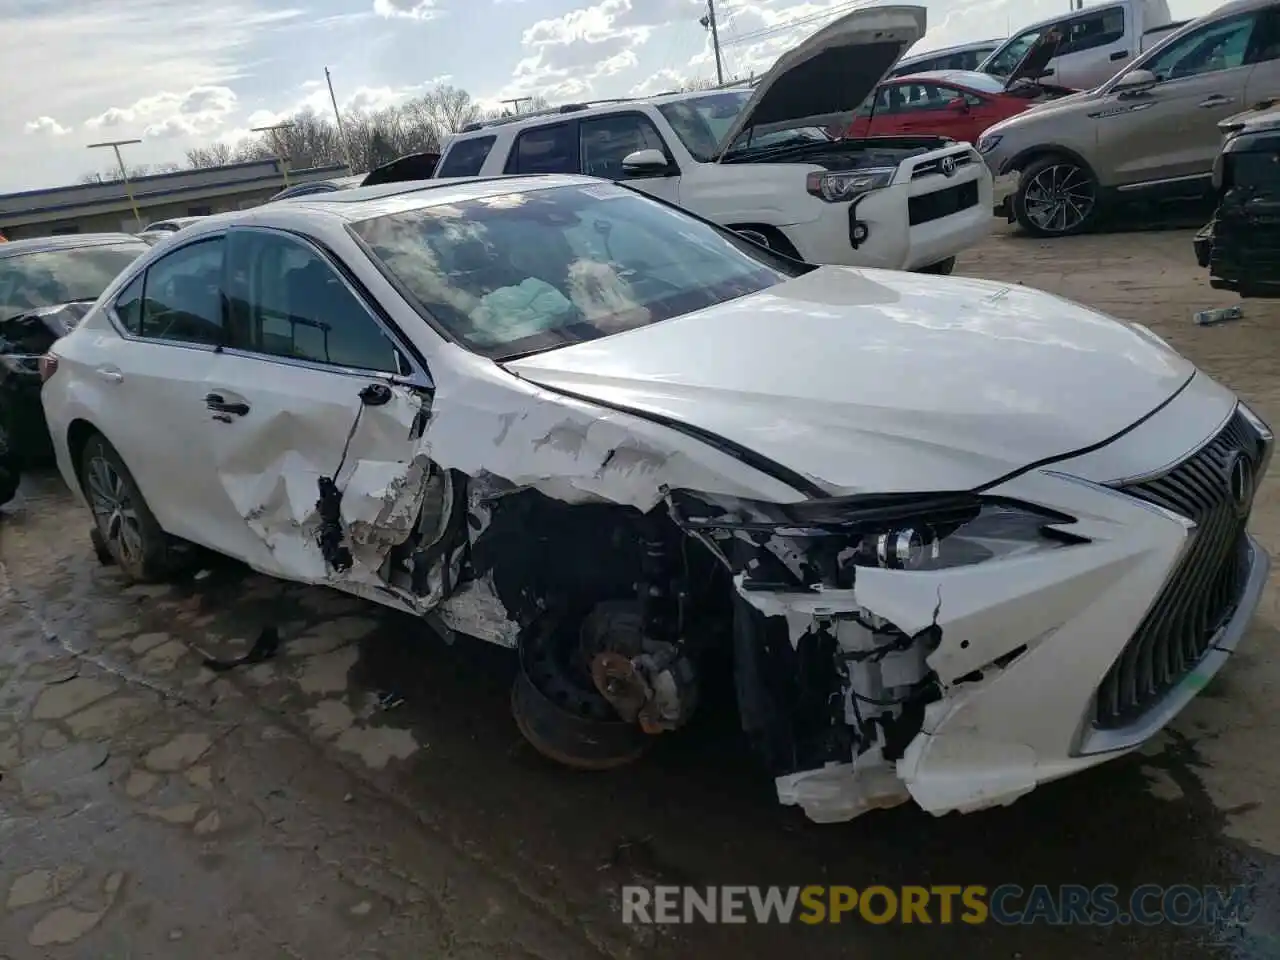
<box><xmin>862</xmin><ymin>81</ymin><xmax>975</xmax><ymax>139</ymax></box>
<box><xmin>1094</xmin><ymin>10</ymin><xmax>1265</xmax><ymax>188</ymax></box>
<box><xmin>73</xmin><ymin>237</ymin><xmax>228</xmax><ymax>545</ymax></box>
<box><xmin>194</xmin><ymin>226</ymin><xmax>436</xmax><ymax>583</ymax></box>
<box><xmin>1244</xmin><ymin>6</ymin><xmax>1280</xmax><ymax>106</ymax></box>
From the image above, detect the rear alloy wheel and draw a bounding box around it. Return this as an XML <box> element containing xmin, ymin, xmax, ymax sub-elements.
<box><xmin>1014</xmin><ymin>157</ymin><xmax>1099</xmax><ymax>238</ymax></box>
<box><xmin>79</xmin><ymin>433</ymin><xmax>173</xmax><ymax>582</ymax></box>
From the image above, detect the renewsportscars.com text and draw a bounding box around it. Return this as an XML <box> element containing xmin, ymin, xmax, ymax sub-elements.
<box><xmin>621</xmin><ymin>884</ymin><xmax>1250</xmax><ymax>927</ymax></box>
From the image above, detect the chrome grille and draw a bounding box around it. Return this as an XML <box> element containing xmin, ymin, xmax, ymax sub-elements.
<box><xmin>1094</xmin><ymin>409</ymin><xmax>1266</xmax><ymax>729</ymax></box>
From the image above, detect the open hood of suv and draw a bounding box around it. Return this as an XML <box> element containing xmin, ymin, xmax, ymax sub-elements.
<box><xmin>713</xmin><ymin>4</ymin><xmax>926</xmax><ymax>158</ymax></box>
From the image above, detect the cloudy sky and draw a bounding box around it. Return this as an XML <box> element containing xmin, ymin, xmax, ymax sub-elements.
<box><xmin>6</xmin><ymin>0</ymin><xmax>1223</xmax><ymax>192</ymax></box>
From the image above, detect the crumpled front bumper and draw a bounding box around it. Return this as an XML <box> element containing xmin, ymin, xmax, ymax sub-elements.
<box><xmin>899</xmin><ymin>535</ymin><xmax>1268</xmax><ymax>818</ymax></box>
<box><xmin>736</xmin><ymin>461</ymin><xmax>1270</xmax><ymax>824</ymax></box>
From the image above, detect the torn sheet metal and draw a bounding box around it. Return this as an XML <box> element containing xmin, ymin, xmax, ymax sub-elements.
<box><xmin>434</xmin><ymin>573</ymin><xmax>520</xmax><ymax>648</ymax></box>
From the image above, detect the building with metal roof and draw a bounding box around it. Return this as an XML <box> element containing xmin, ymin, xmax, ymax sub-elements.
<box><xmin>0</xmin><ymin>159</ymin><xmax>350</xmax><ymax>240</ymax></box>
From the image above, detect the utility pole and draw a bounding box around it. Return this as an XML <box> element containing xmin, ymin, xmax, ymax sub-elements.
<box><xmin>501</xmin><ymin>97</ymin><xmax>533</xmax><ymax>115</ymax></box>
<box><xmin>252</xmin><ymin>121</ymin><xmax>296</xmax><ymax>186</ymax></box>
<box><xmin>325</xmin><ymin>67</ymin><xmax>355</xmax><ymax>172</ymax></box>
<box><xmin>87</xmin><ymin>138</ymin><xmax>144</xmax><ymax>231</ymax></box>
<box><xmin>699</xmin><ymin>0</ymin><xmax>725</xmax><ymax>85</ymax></box>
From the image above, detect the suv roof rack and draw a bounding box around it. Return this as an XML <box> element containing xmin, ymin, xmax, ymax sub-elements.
<box><xmin>456</xmin><ymin>96</ymin><xmax>656</xmax><ymax>134</ymax></box>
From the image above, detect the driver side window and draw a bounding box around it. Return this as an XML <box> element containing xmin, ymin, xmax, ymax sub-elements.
<box><xmin>1142</xmin><ymin>14</ymin><xmax>1260</xmax><ymax>82</ymax></box>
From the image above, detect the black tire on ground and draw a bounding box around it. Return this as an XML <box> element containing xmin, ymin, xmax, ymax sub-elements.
<box><xmin>0</xmin><ymin>425</ymin><xmax>18</xmax><ymax>507</ymax></box>
<box><xmin>732</xmin><ymin>225</ymin><xmax>802</xmax><ymax>259</ymax></box>
<box><xmin>1013</xmin><ymin>155</ymin><xmax>1100</xmax><ymax>238</ymax></box>
<box><xmin>919</xmin><ymin>256</ymin><xmax>957</xmax><ymax>275</ymax></box>
<box><xmin>78</xmin><ymin>432</ymin><xmax>173</xmax><ymax>582</ymax></box>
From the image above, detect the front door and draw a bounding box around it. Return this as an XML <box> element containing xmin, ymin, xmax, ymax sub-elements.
<box><xmin>195</xmin><ymin>226</ymin><xmax>438</xmax><ymax>586</ymax></box>
<box><xmin>580</xmin><ymin>112</ymin><xmax>682</xmax><ymax>204</ymax></box>
<box><xmin>1095</xmin><ymin>10</ymin><xmax>1264</xmax><ymax>187</ymax></box>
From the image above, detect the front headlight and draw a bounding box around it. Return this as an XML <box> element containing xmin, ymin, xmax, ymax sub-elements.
<box><xmin>669</xmin><ymin>490</ymin><xmax>1084</xmax><ymax>588</ymax></box>
<box><xmin>805</xmin><ymin>167</ymin><xmax>895</xmax><ymax>203</ymax></box>
<box><xmin>976</xmin><ymin>133</ymin><xmax>1003</xmax><ymax>155</ymax></box>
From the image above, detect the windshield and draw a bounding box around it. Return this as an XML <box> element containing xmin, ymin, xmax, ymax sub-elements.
<box><xmin>0</xmin><ymin>243</ymin><xmax>146</xmax><ymax>321</ymax></box>
<box><xmin>657</xmin><ymin>90</ymin><xmax>752</xmax><ymax>160</ymax></box>
<box><xmin>352</xmin><ymin>183</ymin><xmax>797</xmax><ymax>360</ymax></box>
<box><xmin>983</xmin><ymin>30</ymin><xmax>1042</xmax><ymax>77</ymax></box>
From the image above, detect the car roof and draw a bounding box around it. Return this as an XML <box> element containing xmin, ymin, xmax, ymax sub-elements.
<box><xmin>897</xmin><ymin>38</ymin><xmax>1004</xmax><ymax>62</ymax></box>
<box><xmin>449</xmin><ymin>86</ymin><xmax>754</xmax><ymax>141</ymax></box>
<box><xmin>896</xmin><ymin>69</ymin><xmax>1009</xmax><ymax>92</ymax></box>
<box><xmin>0</xmin><ymin>233</ymin><xmax>147</xmax><ymax>259</ymax></box>
<box><xmin>181</xmin><ymin>174</ymin><xmax>597</xmax><ymax>234</ymax></box>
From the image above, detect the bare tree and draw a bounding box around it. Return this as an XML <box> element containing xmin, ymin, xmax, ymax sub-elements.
<box><xmin>418</xmin><ymin>85</ymin><xmax>484</xmax><ymax>133</ymax></box>
<box><xmin>78</xmin><ymin>162</ymin><xmax>175</xmax><ymax>184</ymax></box>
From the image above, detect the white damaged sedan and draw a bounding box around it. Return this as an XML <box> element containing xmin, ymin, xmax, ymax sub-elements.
<box><xmin>41</xmin><ymin>175</ymin><xmax>1272</xmax><ymax>822</ymax></box>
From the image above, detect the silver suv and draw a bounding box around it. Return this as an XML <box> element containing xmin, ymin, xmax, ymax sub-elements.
<box><xmin>979</xmin><ymin>0</ymin><xmax>1280</xmax><ymax>236</ymax></box>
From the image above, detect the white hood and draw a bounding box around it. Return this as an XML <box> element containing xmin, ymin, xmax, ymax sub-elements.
<box><xmin>505</xmin><ymin>268</ymin><xmax>1194</xmax><ymax>494</ymax></box>
<box><xmin>714</xmin><ymin>5</ymin><xmax>926</xmax><ymax>156</ymax></box>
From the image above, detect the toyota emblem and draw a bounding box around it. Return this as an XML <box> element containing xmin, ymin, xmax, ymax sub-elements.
<box><xmin>1227</xmin><ymin>452</ymin><xmax>1255</xmax><ymax>517</ymax></box>
<box><xmin>940</xmin><ymin>156</ymin><xmax>957</xmax><ymax>177</ymax></box>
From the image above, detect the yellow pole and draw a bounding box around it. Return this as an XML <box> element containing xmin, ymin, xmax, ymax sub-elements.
<box><xmin>112</xmin><ymin>145</ymin><xmax>143</xmax><ymax>230</ymax></box>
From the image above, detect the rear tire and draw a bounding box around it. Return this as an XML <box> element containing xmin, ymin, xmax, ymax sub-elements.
<box><xmin>919</xmin><ymin>256</ymin><xmax>957</xmax><ymax>276</ymax></box>
<box><xmin>731</xmin><ymin>225</ymin><xmax>802</xmax><ymax>260</ymax></box>
<box><xmin>78</xmin><ymin>433</ymin><xmax>174</xmax><ymax>582</ymax></box>
<box><xmin>0</xmin><ymin>425</ymin><xmax>18</xmax><ymax>507</ymax></box>
<box><xmin>1013</xmin><ymin>155</ymin><xmax>1099</xmax><ymax>238</ymax></box>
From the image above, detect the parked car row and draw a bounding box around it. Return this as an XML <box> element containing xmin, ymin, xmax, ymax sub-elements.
<box><xmin>429</xmin><ymin>6</ymin><xmax>992</xmax><ymax>275</ymax></box>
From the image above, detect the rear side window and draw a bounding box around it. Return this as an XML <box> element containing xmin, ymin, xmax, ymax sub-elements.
<box><xmin>114</xmin><ymin>274</ymin><xmax>144</xmax><ymax>334</ymax></box>
<box><xmin>1060</xmin><ymin>6</ymin><xmax>1126</xmax><ymax>55</ymax></box>
<box><xmin>506</xmin><ymin>123</ymin><xmax>579</xmax><ymax>175</ymax></box>
<box><xmin>436</xmin><ymin>136</ymin><xmax>497</xmax><ymax>177</ymax></box>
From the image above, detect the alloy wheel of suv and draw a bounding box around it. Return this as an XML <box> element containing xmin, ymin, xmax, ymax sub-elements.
<box><xmin>1015</xmin><ymin>157</ymin><xmax>1099</xmax><ymax>238</ymax></box>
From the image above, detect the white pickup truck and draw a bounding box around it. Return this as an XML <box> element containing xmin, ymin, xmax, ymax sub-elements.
<box><xmin>432</xmin><ymin>5</ymin><xmax>992</xmax><ymax>276</ymax></box>
<box><xmin>980</xmin><ymin>0</ymin><xmax>1186</xmax><ymax>91</ymax></box>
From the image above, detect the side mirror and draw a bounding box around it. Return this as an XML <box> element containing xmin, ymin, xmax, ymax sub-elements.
<box><xmin>948</xmin><ymin>97</ymin><xmax>971</xmax><ymax>113</ymax></box>
<box><xmin>620</xmin><ymin>149</ymin><xmax>671</xmax><ymax>176</ymax></box>
<box><xmin>1114</xmin><ymin>69</ymin><xmax>1156</xmax><ymax>96</ymax></box>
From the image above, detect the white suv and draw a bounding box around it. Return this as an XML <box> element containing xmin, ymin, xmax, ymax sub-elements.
<box><xmin>434</xmin><ymin>5</ymin><xmax>992</xmax><ymax>274</ymax></box>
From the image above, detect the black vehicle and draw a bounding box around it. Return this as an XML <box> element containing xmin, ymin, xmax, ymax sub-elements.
<box><xmin>1195</xmin><ymin>100</ymin><xmax>1280</xmax><ymax>298</ymax></box>
<box><xmin>265</xmin><ymin>151</ymin><xmax>441</xmax><ymax>202</ymax></box>
<box><xmin>0</xmin><ymin>234</ymin><xmax>149</xmax><ymax>504</ymax></box>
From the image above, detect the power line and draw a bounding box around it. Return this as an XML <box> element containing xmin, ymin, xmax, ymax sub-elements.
<box><xmin>720</xmin><ymin>0</ymin><xmax>870</xmax><ymax>48</ymax></box>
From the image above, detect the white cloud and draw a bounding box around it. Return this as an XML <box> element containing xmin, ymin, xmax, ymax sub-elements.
<box><xmin>499</xmin><ymin>0</ymin><xmax>703</xmax><ymax>99</ymax></box>
<box><xmin>373</xmin><ymin>0</ymin><xmax>442</xmax><ymax>20</ymax></box>
<box><xmin>2</xmin><ymin>0</ymin><xmax>1228</xmax><ymax>192</ymax></box>
<box><xmin>24</xmin><ymin>116</ymin><xmax>71</xmax><ymax>136</ymax></box>
<box><xmin>83</xmin><ymin>86</ymin><xmax>240</xmax><ymax>140</ymax></box>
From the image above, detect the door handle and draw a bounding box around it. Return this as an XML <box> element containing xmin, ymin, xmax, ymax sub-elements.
<box><xmin>96</xmin><ymin>367</ymin><xmax>123</xmax><ymax>383</ymax></box>
<box><xmin>205</xmin><ymin>392</ymin><xmax>250</xmax><ymax>417</ymax></box>
<box><xmin>1110</xmin><ymin>50</ymin><xmax>1129</xmax><ymax>61</ymax></box>
<box><xmin>1199</xmin><ymin>95</ymin><xmax>1234</xmax><ymax>108</ymax></box>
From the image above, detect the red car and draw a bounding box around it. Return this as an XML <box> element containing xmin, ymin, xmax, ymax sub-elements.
<box><xmin>845</xmin><ymin>69</ymin><xmax>1076</xmax><ymax>144</ymax></box>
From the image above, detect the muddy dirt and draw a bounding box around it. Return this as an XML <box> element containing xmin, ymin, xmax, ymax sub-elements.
<box><xmin>1</xmin><ymin>223</ymin><xmax>1278</xmax><ymax>959</ymax></box>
